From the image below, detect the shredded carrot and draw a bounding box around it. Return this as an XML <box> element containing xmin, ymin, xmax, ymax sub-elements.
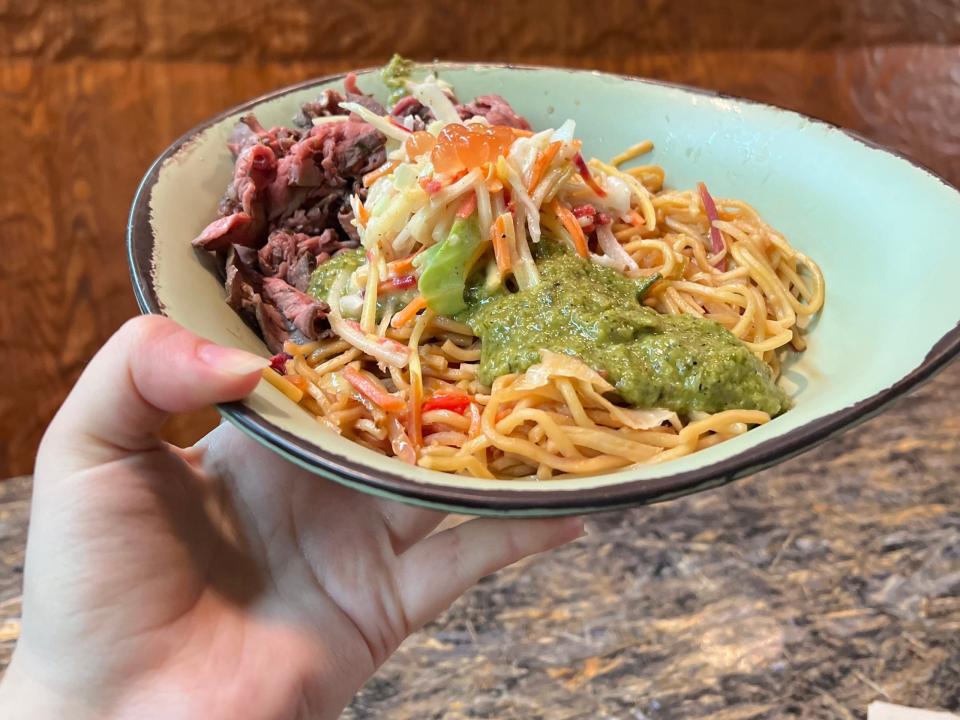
<box><xmin>356</xmin><ymin>201</ymin><xmax>370</xmax><ymax>227</ymax></box>
<box><xmin>486</xmin><ymin>177</ymin><xmax>503</xmax><ymax>193</ymax></box>
<box><xmin>341</xmin><ymin>365</ymin><xmax>406</xmax><ymax>413</ymax></box>
<box><xmin>512</xmin><ymin>128</ymin><xmax>535</xmax><ymax>138</ymax></box>
<box><xmin>491</xmin><ymin>212</ymin><xmax>513</xmax><ymax>274</ymax></box>
<box><xmin>362</xmin><ymin>159</ymin><xmax>399</xmax><ymax>188</ymax></box>
<box><xmin>527</xmin><ymin>141</ymin><xmax>562</xmax><ymax>193</ymax></box>
<box><xmin>628</xmin><ymin>210</ymin><xmax>644</xmax><ymax>227</ymax></box>
<box><xmin>551</xmin><ymin>200</ymin><xmax>589</xmax><ymax>258</ymax></box>
<box><xmin>391</xmin><ymin>295</ymin><xmax>427</xmax><ymax>328</ymax></box>
<box><xmin>386</xmin><ymin>250</ymin><xmax>422</xmax><ymax>276</ymax></box>
<box><xmin>456</xmin><ymin>191</ymin><xmax>478</xmax><ymax>218</ymax></box>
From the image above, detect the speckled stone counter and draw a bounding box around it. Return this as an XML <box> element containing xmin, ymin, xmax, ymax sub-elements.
<box><xmin>2</xmin><ymin>363</ymin><xmax>959</xmax><ymax>718</ymax></box>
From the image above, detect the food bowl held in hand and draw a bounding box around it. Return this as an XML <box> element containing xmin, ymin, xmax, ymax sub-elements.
<box><xmin>128</xmin><ymin>62</ymin><xmax>960</xmax><ymax>516</ymax></box>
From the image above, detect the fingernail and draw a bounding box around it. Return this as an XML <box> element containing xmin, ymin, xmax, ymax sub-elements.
<box><xmin>198</xmin><ymin>344</ymin><xmax>270</xmax><ymax>376</ymax></box>
<box><xmin>561</xmin><ymin>516</ymin><xmax>587</xmax><ymax>542</ymax></box>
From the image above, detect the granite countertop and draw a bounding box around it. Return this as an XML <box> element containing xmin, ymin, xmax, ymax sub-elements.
<box><xmin>1</xmin><ymin>363</ymin><xmax>958</xmax><ymax>718</ymax></box>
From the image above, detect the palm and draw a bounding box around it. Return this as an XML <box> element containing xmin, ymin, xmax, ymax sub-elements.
<box><xmin>23</xmin><ymin>424</ymin><xmax>566</xmax><ymax>720</ymax></box>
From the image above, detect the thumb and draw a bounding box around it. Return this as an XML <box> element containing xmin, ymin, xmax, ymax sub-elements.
<box><xmin>39</xmin><ymin>315</ymin><xmax>268</xmax><ymax>477</ymax></box>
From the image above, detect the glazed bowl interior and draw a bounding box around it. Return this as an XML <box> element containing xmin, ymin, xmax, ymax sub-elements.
<box><xmin>132</xmin><ymin>63</ymin><xmax>960</xmax><ymax>514</ymax></box>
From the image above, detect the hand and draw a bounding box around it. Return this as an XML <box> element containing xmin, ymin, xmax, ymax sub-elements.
<box><xmin>0</xmin><ymin>316</ymin><xmax>583</xmax><ymax>720</ymax></box>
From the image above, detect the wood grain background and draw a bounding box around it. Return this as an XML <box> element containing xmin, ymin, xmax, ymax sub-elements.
<box><xmin>1</xmin><ymin>1</ymin><xmax>959</xmax><ymax>477</ymax></box>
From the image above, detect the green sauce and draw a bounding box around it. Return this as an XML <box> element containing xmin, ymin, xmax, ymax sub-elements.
<box><xmin>381</xmin><ymin>54</ymin><xmax>415</xmax><ymax>107</ymax></box>
<box><xmin>306</xmin><ymin>248</ymin><xmax>364</xmax><ymax>301</ymax></box>
<box><xmin>456</xmin><ymin>242</ymin><xmax>789</xmax><ymax>416</ymax></box>
<box><xmin>307</xmin><ymin>248</ymin><xmax>415</xmax><ymax>319</ymax></box>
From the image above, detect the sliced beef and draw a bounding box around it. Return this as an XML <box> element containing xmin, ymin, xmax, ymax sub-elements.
<box><xmin>262</xmin><ymin>276</ymin><xmax>329</xmax><ymax>340</ymax></box>
<box><xmin>227</xmin><ymin>115</ymin><xmax>262</xmax><ymax>156</ymax></box>
<box><xmin>295</xmin><ymin>89</ymin><xmax>347</xmax><ymax>127</ymax></box>
<box><xmin>391</xmin><ymin>92</ymin><xmax>530</xmax><ymax>131</ymax></box>
<box><xmin>267</xmin><ymin>120</ymin><xmax>385</xmax><ymax>233</ymax></box>
<box><xmin>338</xmin><ymin>203</ymin><xmax>361</xmax><ymax>244</ymax></box>
<box><xmin>215</xmin><ymin>142</ymin><xmax>276</xmax><ymax>217</ymax></box>
<box><xmin>194</xmin><ymin>143</ymin><xmax>277</xmax><ymax>250</ymax></box>
<box><xmin>193</xmin><ymin>212</ymin><xmax>255</xmax><ymax>251</ymax></box>
<box><xmin>228</xmin><ymin>115</ymin><xmax>302</xmax><ymax>158</ymax></box>
<box><xmin>258</xmin><ymin>228</ymin><xmax>347</xmax><ymax>292</ymax></box>
<box><xmin>237</xmin><ymin>144</ymin><xmax>278</xmax><ymax>213</ymax></box>
<box><xmin>390</xmin><ymin>95</ymin><xmax>431</xmax><ymax>131</ymax></box>
<box><xmin>232</xmin><ymin>244</ymin><xmax>263</xmax><ymax>287</ymax></box>
<box><xmin>286</xmin><ymin>252</ymin><xmax>317</xmax><ymax>294</ymax></box>
<box><xmin>459</xmin><ymin>94</ymin><xmax>531</xmax><ymax>130</ymax></box>
<box><xmin>258</xmin><ymin>229</ymin><xmax>299</xmax><ymax>278</ymax></box>
<box><xmin>225</xmin><ymin>249</ymin><xmax>257</xmax><ymax>322</ymax></box>
<box><xmin>282</xmin><ymin>120</ymin><xmax>386</xmax><ymax>189</ymax></box>
<box><xmin>343</xmin><ymin>72</ymin><xmax>387</xmax><ymax>115</ymax></box>
<box><xmin>294</xmin><ymin>73</ymin><xmax>385</xmax><ymax>127</ymax></box>
<box><xmin>275</xmin><ymin>191</ymin><xmax>340</xmax><ymax>234</ymax></box>
<box><xmin>225</xmin><ymin>245</ymin><xmax>295</xmax><ymax>353</ymax></box>
<box><xmin>254</xmin><ymin>295</ymin><xmax>290</xmax><ymax>354</ymax></box>
<box><xmin>224</xmin><ymin>244</ymin><xmax>265</xmax><ymax>314</ymax></box>
<box><xmin>297</xmin><ymin>227</ymin><xmax>347</xmax><ymax>256</ymax></box>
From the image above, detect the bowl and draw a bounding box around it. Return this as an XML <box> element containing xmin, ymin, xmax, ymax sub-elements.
<box><xmin>128</xmin><ymin>63</ymin><xmax>960</xmax><ymax>516</ymax></box>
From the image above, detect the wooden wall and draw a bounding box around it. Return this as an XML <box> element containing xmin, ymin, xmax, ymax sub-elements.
<box><xmin>2</xmin><ymin>1</ymin><xmax>959</xmax><ymax>476</ymax></box>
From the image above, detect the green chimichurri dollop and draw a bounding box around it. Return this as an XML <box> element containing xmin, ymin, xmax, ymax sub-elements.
<box><xmin>306</xmin><ymin>247</ymin><xmax>365</xmax><ymax>301</ymax></box>
<box><xmin>381</xmin><ymin>53</ymin><xmax>415</xmax><ymax>107</ymax></box>
<box><xmin>455</xmin><ymin>242</ymin><xmax>790</xmax><ymax>416</ymax></box>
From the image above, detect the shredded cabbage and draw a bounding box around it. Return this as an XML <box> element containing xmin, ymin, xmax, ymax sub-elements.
<box><xmin>409</xmin><ymin>81</ymin><xmax>461</xmax><ymax>125</ymax></box>
<box><xmin>596</xmin><ymin>224</ymin><xmax>640</xmax><ymax>276</ymax></box>
<box><xmin>338</xmin><ymin>101</ymin><xmax>409</xmax><ymax>142</ymax></box>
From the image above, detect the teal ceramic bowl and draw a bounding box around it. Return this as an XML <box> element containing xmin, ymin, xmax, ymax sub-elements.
<box><xmin>128</xmin><ymin>63</ymin><xmax>960</xmax><ymax>516</ymax></box>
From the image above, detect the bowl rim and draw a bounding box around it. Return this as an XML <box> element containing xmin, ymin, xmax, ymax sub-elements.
<box><xmin>127</xmin><ymin>62</ymin><xmax>960</xmax><ymax>513</ymax></box>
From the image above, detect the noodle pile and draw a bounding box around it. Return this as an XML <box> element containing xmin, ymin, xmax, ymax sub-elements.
<box><xmin>261</xmin><ymin>82</ymin><xmax>825</xmax><ymax>481</ymax></box>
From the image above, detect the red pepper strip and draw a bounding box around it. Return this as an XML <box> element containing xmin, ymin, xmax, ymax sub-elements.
<box><xmin>388</xmin><ymin>116</ymin><xmax>412</xmax><ymax>134</ymax></box>
<box><xmin>456</xmin><ymin>191</ymin><xmax>478</xmax><ymax>219</ymax></box>
<box><xmin>697</xmin><ymin>181</ymin><xmax>727</xmax><ymax>271</ymax></box>
<box><xmin>574</xmin><ymin>153</ymin><xmax>606</xmax><ymax>197</ymax></box>
<box><xmin>378</xmin><ymin>274</ymin><xmax>418</xmax><ymax>294</ymax></box>
<box><xmin>341</xmin><ymin>365</ymin><xmax>406</xmax><ymax>413</ymax></box>
<box><xmin>421</xmin><ymin>393</ymin><xmax>472</xmax><ymax>415</ymax></box>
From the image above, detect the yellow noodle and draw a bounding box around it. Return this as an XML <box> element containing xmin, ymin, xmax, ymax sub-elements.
<box><xmin>610</xmin><ymin>140</ymin><xmax>654</xmax><ymax>167</ymax></box>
